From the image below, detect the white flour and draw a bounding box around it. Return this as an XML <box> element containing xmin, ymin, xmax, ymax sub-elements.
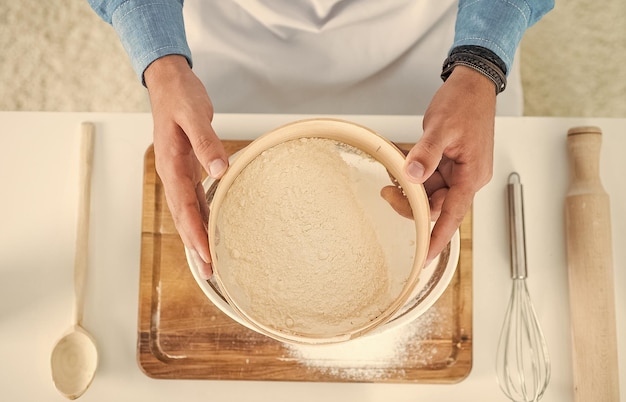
<box><xmin>216</xmin><ymin>138</ymin><xmax>392</xmax><ymax>337</ymax></box>
<box><xmin>283</xmin><ymin>305</ymin><xmax>444</xmax><ymax>381</ymax></box>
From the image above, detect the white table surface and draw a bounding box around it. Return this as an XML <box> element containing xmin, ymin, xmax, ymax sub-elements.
<box><xmin>1</xmin><ymin>112</ymin><xmax>624</xmax><ymax>401</ymax></box>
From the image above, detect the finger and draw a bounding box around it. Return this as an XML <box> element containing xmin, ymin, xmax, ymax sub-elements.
<box><xmin>195</xmin><ymin>181</ymin><xmax>210</xmax><ymax>227</ymax></box>
<box><xmin>428</xmin><ymin>187</ymin><xmax>448</xmax><ymax>221</ymax></box>
<box><xmin>169</xmin><ymin>185</ymin><xmax>213</xmax><ymax>278</ymax></box>
<box><xmin>194</xmin><ymin>181</ymin><xmax>213</xmax><ymax>279</ymax></box>
<box><xmin>404</xmin><ymin>132</ymin><xmax>445</xmax><ymax>184</ymax></box>
<box><xmin>184</xmin><ymin>118</ymin><xmax>229</xmax><ymax>179</ymax></box>
<box><xmin>189</xmin><ymin>248</ymin><xmax>213</xmax><ymax>280</ymax></box>
<box><xmin>380</xmin><ymin>185</ymin><xmax>413</xmax><ymax>219</ymax></box>
<box><xmin>163</xmin><ymin>175</ymin><xmax>210</xmax><ymax>256</ymax></box>
<box><xmin>427</xmin><ymin>186</ymin><xmax>472</xmax><ymax>263</ymax></box>
<box><xmin>423</xmin><ymin>170</ymin><xmax>446</xmax><ymax>197</ymax></box>
<box><xmin>158</xmin><ymin>160</ymin><xmax>213</xmax><ymax>278</ymax></box>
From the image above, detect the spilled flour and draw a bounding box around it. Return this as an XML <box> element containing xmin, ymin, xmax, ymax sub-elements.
<box><xmin>283</xmin><ymin>306</ymin><xmax>445</xmax><ymax>381</ymax></box>
<box><xmin>216</xmin><ymin>138</ymin><xmax>392</xmax><ymax>337</ymax></box>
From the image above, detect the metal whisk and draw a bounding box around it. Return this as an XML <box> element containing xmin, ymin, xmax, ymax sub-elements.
<box><xmin>496</xmin><ymin>172</ymin><xmax>551</xmax><ymax>402</ymax></box>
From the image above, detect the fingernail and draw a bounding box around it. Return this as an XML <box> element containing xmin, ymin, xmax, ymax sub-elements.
<box><xmin>199</xmin><ymin>262</ymin><xmax>213</xmax><ymax>280</ymax></box>
<box><xmin>406</xmin><ymin>161</ymin><xmax>425</xmax><ymax>181</ymax></box>
<box><xmin>208</xmin><ymin>159</ymin><xmax>227</xmax><ymax>179</ymax></box>
<box><xmin>191</xmin><ymin>249</ymin><xmax>213</xmax><ymax>279</ymax></box>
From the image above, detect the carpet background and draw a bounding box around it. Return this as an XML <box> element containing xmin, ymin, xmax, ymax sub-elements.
<box><xmin>1</xmin><ymin>0</ymin><xmax>624</xmax><ymax>117</ymax></box>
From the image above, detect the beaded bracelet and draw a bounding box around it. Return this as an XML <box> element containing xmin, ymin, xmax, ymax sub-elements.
<box><xmin>441</xmin><ymin>46</ymin><xmax>508</xmax><ymax>94</ymax></box>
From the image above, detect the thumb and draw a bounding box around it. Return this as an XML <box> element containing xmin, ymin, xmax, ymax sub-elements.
<box><xmin>404</xmin><ymin>133</ymin><xmax>444</xmax><ymax>184</ymax></box>
<box><xmin>188</xmin><ymin>122</ymin><xmax>229</xmax><ymax>179</ymax></box>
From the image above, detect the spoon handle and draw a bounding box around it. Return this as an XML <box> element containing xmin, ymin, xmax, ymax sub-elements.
<box><xmin>73</xmin><ymin>123</ymin><xmax>95</xmax><ymax>327</ymax></box>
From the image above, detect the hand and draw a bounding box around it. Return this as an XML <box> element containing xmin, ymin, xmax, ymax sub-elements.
<box><xmin>404</xmin><ymin>66</ymin><xmax>496</xmax><ymax>263</ymax></box>
<box><xmin>144</xmin><ymin>55</ymin><xmax>228</xmax><ymax>279</ymax></box>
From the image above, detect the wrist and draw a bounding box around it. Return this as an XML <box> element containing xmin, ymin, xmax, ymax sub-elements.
<box><xmin>144</xmin><ymin>55</ymin><xmax>191</xmax><ymax>89</ymax></box>
<box><xmin>446</xmin><ymin>65</ymin><xmax>498</xmax><ymax>97</ymax></box>
<box><xmin>441</xmin><ymin>46</ymin><xmax>507</xmax><ymax>94</ymax></box>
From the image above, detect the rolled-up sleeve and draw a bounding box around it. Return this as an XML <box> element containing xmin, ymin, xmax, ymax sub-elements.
<box><xmin>87</xmin><ymin>0</ymin><xmax>192</xmax><ymax>84</ymax></box>
<box><xmin>452</xmin><ymin>0</ymin><xmax>554</xmax><ymax>74</ymax></box>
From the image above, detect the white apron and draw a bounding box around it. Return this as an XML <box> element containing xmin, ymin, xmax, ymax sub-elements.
<box><xmin>183</xmin><ymin>0</ymin><xmax>523</xmax><ymax>115</ymax></box>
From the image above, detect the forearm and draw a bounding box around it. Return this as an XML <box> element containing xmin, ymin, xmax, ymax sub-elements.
<box><xmin>452</xmin><ymin>0</ymin><xmax>554</xmax><ymax>74</ymax></box>
<box><xmin>87</xmin><ymin>0</ymin><xmax>192</xmax><ymax>85</ymax></box>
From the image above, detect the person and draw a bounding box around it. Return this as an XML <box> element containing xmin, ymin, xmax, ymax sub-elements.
<box><xmin>88</xmin><ymin>0</ymin><xmax>553</xmax><ymax>279</ymax></box>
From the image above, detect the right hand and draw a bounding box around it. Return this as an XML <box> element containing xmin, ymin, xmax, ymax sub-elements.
<box><xmin>404</xmin><ymin>65</ymin><xmax>496</xmax><ymax>264</ymax></box>
<box><xmin>144</xmin><ymin>55</ymin><xmax>228</xmax><ymax>279</ymax></box>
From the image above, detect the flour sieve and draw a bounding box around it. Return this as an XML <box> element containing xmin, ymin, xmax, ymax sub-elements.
<box><xmin>197</xmin><ymin>118</ymin><xmax>433</xmax><ymax>344</ymax></box>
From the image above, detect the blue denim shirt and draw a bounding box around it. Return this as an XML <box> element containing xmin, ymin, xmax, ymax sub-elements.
<box><xmin>88</xmin><ymin>0</ymin><xmax>553</xmax><ymax>84</ymax></box>
<box><xmin>454</xmin><ymin>0</ymin><xmax>553</xmax><ymax>71</ymax></box>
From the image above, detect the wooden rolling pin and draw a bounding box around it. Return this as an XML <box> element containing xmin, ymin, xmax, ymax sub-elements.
<box><xmin>565</xmin><ymin>126</ymin><xmax>620</xmax><ymax>401</ymax></box>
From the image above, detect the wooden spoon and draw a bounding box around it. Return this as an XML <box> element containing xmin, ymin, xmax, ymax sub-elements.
<box><xmin>51</xmin><ymin>122</ymin><xmax>98</xmax><ymax>399</ymax></box>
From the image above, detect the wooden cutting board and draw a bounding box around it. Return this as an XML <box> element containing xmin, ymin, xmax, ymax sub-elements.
<box><xmin>138</xmin><ymin>142</ymin><xmax>472</xmax><ymax>383</ymax></box>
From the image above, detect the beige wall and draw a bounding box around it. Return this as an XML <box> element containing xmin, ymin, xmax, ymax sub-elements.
<box><xmin>0</xmin><ymin>0</ymin><xmax>148</xmax><ymax>112</ymax></box>
<box><xmin>521</xmin><ymin>0</ymin><xmax>626</xmax><ymax>117</ymax></box>
<box><xmin>1</xmin><ymin>0</ymin><xmax>624</xmax><ymax>117</ymax></box>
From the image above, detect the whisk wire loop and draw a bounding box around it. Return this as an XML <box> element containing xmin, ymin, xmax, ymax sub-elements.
<box><xmin>497</xmin><ymin>280</ymin><xmax>551</xmax><ymax>402</ymax></box>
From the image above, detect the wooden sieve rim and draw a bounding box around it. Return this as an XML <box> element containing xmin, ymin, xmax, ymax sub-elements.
<box><xmin>208</xmin><ymin>118</ymin><xmax>431</xmax><ymax>345</ymax></box>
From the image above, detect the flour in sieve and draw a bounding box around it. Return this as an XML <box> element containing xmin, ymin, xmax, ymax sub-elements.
<box><xmin>215</xmin><ymin>138</ymin><xmax>392</xmax><ymax>336</ymax></box>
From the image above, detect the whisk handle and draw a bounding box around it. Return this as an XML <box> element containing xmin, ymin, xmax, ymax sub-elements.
<box><xmin>565</xmin><ymin>127</ymin><xmax>620</xmax><ymax>402</ymax></box>
<box><xmin>507</xmin><ymin>172</ymin><xmax>527</xmax><ymax>279</ymax></box>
